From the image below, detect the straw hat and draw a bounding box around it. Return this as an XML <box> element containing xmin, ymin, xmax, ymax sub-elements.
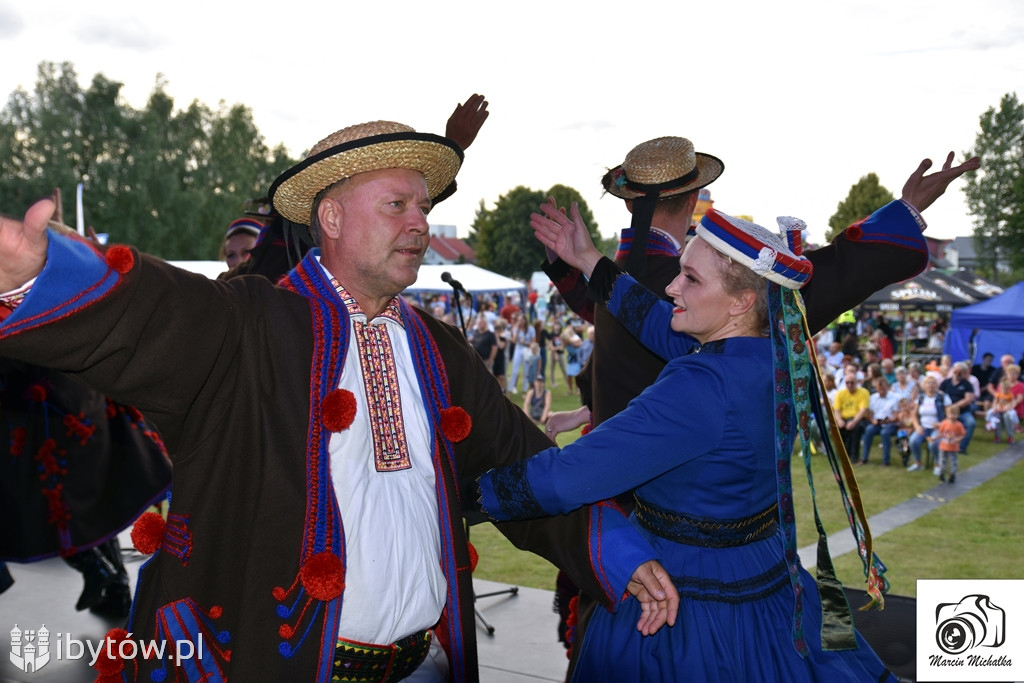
<box><xmin>269</xmin><ymin>121</ymin><xmax>464</xmax><ymax>225</ymax></box>
<box><xmin>696</xmin><ymin>208</ymin><xmax>813</xmax><ymax>290</ymax></box>
<box><xmin>602</xmin><ymin>136</ymin><xmax>723</xmax><ymax>200</ymax></box>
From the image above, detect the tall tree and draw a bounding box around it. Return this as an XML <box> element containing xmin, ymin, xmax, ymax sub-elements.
<box><xmin>826</xmin><ymin>173</ymin><xmax>894</xmax><ymax>242</ymax></box>
<box><xmin>0</xmin><ymin>61</ymin><xmax>297</xmax><ymax>260</ymax></box>
<box><xmin>470</xmin><ymin>185</ymin><xmax>600</xmax><ymax>279</ymax></box>
<box><xmin>963</xmin><ymin>92</ymin><xmax>1024</xmax><ymax>279</ymax></box>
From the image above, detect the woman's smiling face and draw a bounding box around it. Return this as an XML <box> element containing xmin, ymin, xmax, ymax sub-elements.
<box><xmin>664</xmin><ymin>237</ymin><xmax>741</xmax><ymax>343</ymax></box>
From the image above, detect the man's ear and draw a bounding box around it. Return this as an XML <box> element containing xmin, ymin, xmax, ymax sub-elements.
<box><xmin>317</xmin><ymin>196</ymin><xmax>343</xmax><ymax>240</ymax></box>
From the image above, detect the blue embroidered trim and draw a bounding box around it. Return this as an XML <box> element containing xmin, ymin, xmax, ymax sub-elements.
<box><xmin>489</xmin><ymin>460</ymin><xmax>547</xmax><ymax>519</ymax></box>
<box><xmin>614</xmin><ymin>281</ymin><xmax>660</xmax><ymax>339</ymax></box>
<box><xmin>670</xmin><ymin>559</ymin><xmax>790</xmax><ymax>603</ymax></box>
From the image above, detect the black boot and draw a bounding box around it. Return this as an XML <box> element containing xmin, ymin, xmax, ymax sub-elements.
<box><xmin>64</xmin><ymin>547</ymin><xmax>119</xmax><ymax>611</ymax></box>
<box><xmin>0</xmin><ymin>562</ymin><xmax>13</xmax><ymax>595</ymax></box>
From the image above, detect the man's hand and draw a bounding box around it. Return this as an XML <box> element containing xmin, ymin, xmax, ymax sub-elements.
<box><xmin>0</xmin><ymin>198</ymin><xmax>53</xmax><ymax>292</ymax></box>
<box><xmin>901</xmin><ymin>152</ymin><xmax>980</xmax><ymax>213</ymax></box>
<box><xmin>626</xmin><ymin>560</ymin><xmax>678</xmax><ymax>636</ymax></box>
<box><xmin>445</xmin><ymin>94</ymin><xmax>489</xmax><ymax>151</ymax></box>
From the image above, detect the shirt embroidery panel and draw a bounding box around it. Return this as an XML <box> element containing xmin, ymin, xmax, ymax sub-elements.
<box><xmin>331</xmin><ymin>279</ymin><xmax>411</xmax><ymax>472</ymax></box>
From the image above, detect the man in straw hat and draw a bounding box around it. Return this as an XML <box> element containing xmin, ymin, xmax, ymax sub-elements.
<box><xmin>541</xmin><ymin>136</ymin><xmax>980</xmax><ymax>669</ymax></box>
<box><xmin>0</xmin><ymin>119</ymin><xmax>675</xmax><ymax>682</ymax></box>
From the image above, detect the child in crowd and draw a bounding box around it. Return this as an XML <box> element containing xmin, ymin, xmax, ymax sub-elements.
<box><xmin>894</xmin><ymin>398</ymin><xmax>916</xmax><ymax>467</ymax></box>
<box><xmin>985</xmin><ymin>370</ymin><xmax>1021</xmax><ymax>444</ymax></box>
<box><xmin>522</xmin><ymin>341</ymin><xmax>541</xmax><ymax>391</ymax></box>
<box><xmin>931</xmin><ymin>404</ymin><xmax>966</xmax><ymax>483</ymax></box>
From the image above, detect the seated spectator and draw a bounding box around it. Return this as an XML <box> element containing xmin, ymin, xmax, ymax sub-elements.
<box><xmin>880</xmin><ymin>358</ymin><xmax>897</xmax><ymax>385</ymax></box>
<box><xmin>861</xmin><ymin>377</ymin><xmax>901</xmax><ymax>465</ymax></box>
<box><xmin>834</xmin><ymin>370</ymin><xmax>870</xmax><ymax>463</ymax></box>
<box><xmin>523</xmin><ymin>374</ymin><xmax>551</xmax><ymax>425</ymax></box>
<box><xmin>985</xmin><ymin>354</ymin><xmax>1017</xmax><ymax>400</ymax></box>
<box><xmin>985</xmin><ymin>368</ymin><xmax>1022</xmax><ymax>444</ymax></box>
<box><xmin>908</xmin><ymin>376</ymin><xmax>950</xmax><ymax>472</ymax></box>
<box><xmin>824</xmin><ymin>341</ymin><xmax>844</xmax><ymax>371</ymax></box>
<box><xmin>939</xmin><ymin>362</ymin><xmax>977</xmax><ymax>455</ymax></box>
<box><xmin>890</xmin><ymin>366</ymin><xmax>919</xmax><ymax>403</ymax></box>
<box><xmin>972</xmin><ymin>352</ymin><xmax>997</xmax><ymax>409</ymax></box>
<box><xmin>907</xmin><ymin>361</ymin><xmax>924</xmax><ymax>387</ymax></box>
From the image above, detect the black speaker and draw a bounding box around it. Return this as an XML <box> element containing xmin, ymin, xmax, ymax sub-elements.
<box><xmin>846</xmin><ymin>588</ymin><xmax>917</xmax><ymax>682</ymax></box>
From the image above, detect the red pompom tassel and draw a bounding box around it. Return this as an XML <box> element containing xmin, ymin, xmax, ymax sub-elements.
<box><xmin>321</xmin><ymin>389</ymin><xmax>357</xmax><ymax>432</ymax></box>
<box><xmin>27</xmin><ymin>384</ymin><xmax>48</xmax><ymax>402</ymax></box>
<box><xmin>105</xmin><ymin>246</ymin><xmax>135</xmax><ymax>274</ymax></box>
<box><xmin>130</xmin><ymin>511</ymin><xmax>166</xmax><ymax>555</ymax></box>
<box><xmin>440</xmin><ymin>406</ymin><xmax>471</xmax><ymax>442</ymax></box>
<box><xmin>844</xmin><ymin>219</ymin><xmax>866</xmax><ymax>241</ymax></box>
<box><xmin>467</xmin><ymin>542</ymin><xmax>479</xmax><ymax>572</ymax></box>
<box><xmin>92</xmin><ymin>627</ymin><xmax>129</xmax><ymax>676</ymax></box>
<box><xmin>300</xmin><ymin>551</ymin><xmax>345</xmax><ymax>601</ymax></box>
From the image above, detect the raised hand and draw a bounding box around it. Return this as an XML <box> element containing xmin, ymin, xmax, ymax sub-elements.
<box><xmin>445</xmin><ymin>93</ymin><xmax>489</xmax><ymax>151</ymax></box>
<box><xmin>0</xmin><ymin>198</ymin><xmax>53</xmax><ymax>292</ymax></box>
<box><xmin>530</xmin><ymin>199</ymin><xmax>603</xmax><ymax>277</ymax></box>
<box><xmin>626</xmin><ymin>559</ymin><xmax>679</xmax><ymax>636</ymax></box>
<box><xmin>901</xmin><ymin>152</ymin><xmax>981</xmax><ymax>213</ymax></box>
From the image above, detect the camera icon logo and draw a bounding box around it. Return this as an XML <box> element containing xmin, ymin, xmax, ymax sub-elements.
<box><xmin>935</xmin><ymin>594</ymin><xmax>1005</xmax><ymax>655</ymax></box>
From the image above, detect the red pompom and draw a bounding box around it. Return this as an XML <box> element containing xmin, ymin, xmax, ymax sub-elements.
<box><xmin>278</xmin><ymin>624</ymin><xmax>294</xmax><ymax>639</ymax></box>
<box><xmin>467</xmin><ymin>542</ymin><xmax>479</xmax><ymax>572</ymax></box>
<box><xmin>299</xmin><ymin>551</ymin><xmax>345</xmax><ymax>601</ymax></box>
<box><xmin>844</xmin><ymin>219</ymin><xmax>866</xmax><ymax>241</ymax></box>
<box><xmin>130</xmin><ymin>511</ymin><xmax>166</xmax><ymax>554</ymax></box>
<box><xmin>321</xmin><ymin>389</ymin><xmax>357</xmax><ymax>432</ymax></box>
<box><xmin>27</xmin><ymin>384</ymin><xmax>48</xmax><ymax>402</ymax></box>
<box><xmin>440</xmin><ymin>406</ymin><xmax>471</xmax><ymax>443</ymax></box>
<box><xmin>92</xmin><ymin>628</ymin><xmax>129</xmax><ymax>676</ymax></box>
<box><xmin>105</xmin><ymin>245</ymin><xmax>135</xmax><ymax>274</ymax></box>
<box><xmin>272</xmin><ymin>586</ymin><xmax>287</xmax><ymax>601</ymax></box>
<box><xmin>209</xmin><ymin>605</ymin><xmax>222</xmax><ymax>619</ymax></box>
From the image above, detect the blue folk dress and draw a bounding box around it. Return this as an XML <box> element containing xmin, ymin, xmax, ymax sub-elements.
<box><xmin>478</xmin><ymin>275</ymin><xmax>894</xmax><ymax>683</ymax></box>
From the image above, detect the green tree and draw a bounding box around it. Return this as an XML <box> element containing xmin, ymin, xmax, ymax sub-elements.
<box><xmin>826</xmin><ymin>173</ymin><xmax>894</xmax><ymax>242</ymax></box>
<box><xmin>963</xmin><ymin>92</ymin><xmax>1024</xmax><ymax>280</ymax></box>
<box><xmin>0</xmin><ymin>61</ymin><xmax>297</xmax><ymax>260</ymax></box>
<box><xmin>470</xmin><ymin>185</ymin><xmax>600</xmax><ymax>279</ymax></box>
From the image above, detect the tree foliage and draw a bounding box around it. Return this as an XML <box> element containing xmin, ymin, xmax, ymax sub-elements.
<box><xmin>963</xmin><ymin>92</ymin><xmax>1024</xmax><ymax>279</ymax></box>
<box><xmin>0</xmin><ymin>61</ymin><xmax>297</xmax><ymax>259</ymax></box>
<box><xmin>470</xmin><ymin>184</ymin><xmax>599</xmax><ymax>279</ymax></box>
<box><xmin>826</xmin><ymin>173</ymin><xmax>894</xmax><ymax>242</ymax></box>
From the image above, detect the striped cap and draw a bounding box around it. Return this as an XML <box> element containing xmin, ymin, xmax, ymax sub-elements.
<box><xmin>696</xmin><ymin>208</ymin><xmax>813</xmax><ymax>289</ymax></box>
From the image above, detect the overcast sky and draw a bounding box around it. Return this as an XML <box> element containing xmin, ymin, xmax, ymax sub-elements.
<box><xmin>1</xmin><ymin>0</ymin><xmax>1021</xmax><ymax>245</ymax></box>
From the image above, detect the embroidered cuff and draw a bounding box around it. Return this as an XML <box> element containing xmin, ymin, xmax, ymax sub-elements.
<box><xmin>476</xmin><ymin>461</ymin><xmax>548</xmax><ymax>521</ymax></box>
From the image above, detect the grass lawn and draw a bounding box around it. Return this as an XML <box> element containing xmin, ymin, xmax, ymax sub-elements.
<box><xmin>471</xmin><ymin>388</ymin><xmax>1024</xmax><ymax>598</ymax></box>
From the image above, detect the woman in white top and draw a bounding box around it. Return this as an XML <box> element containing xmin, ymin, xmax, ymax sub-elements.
<box><xmin>907</xmin><ymin>375</ymin><xmax>951</xmax><ymax>471</ymax></box>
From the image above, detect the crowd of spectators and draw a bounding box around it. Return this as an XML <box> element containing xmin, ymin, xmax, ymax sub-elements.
<box><xmin>813</xmin><ymin>311</ymin><xmax>1023</xmax><ymax>482</ymax></box>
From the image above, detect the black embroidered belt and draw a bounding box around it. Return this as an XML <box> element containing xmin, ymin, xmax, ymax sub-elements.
<box><xmin>332</xmin><ymin>629</ymin><xmax>431</xmax><ymax>683</ymax></box>
<box><xmin>634</xmin><ymin>496</ymin><xmax>778</xmax><ymax>547</ymax></box>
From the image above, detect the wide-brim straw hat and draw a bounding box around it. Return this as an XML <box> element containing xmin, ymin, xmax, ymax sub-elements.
<box><xmin>269</xmin><ymin>121</ymin><xmax>463</xmax><ymax>225</ymax></box>
<box><xmin>602</xmin><ymin>136</ymin><xmax>723</xmax><ymax>200</ymax></box>
<box><xmin>696</xmin><ymin>208</ymin><xmax>813</xmax><ymax>290</ymax></box>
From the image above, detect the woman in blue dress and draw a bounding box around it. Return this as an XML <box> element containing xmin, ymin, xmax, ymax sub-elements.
<box><xmin>477</xmin><ymin>153</ymin><xmax>978</xmax><ymax>683</ymax></box>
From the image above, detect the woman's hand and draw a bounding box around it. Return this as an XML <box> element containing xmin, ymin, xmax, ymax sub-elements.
<box><xmin>531</xmin><ymin>199</ymin><xmax>603</xmax><ymax>277</ymax></box>
<box><xmin>901</xmin><ymin>152</ymin><xmax>980</xmax><ymax>214</ymax></box>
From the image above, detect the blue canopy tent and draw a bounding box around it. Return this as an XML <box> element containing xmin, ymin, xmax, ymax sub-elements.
<box><xmin>944</xmin><ymin>281</ymin><xmax>1024</xmax><ymax>362</ymax></box>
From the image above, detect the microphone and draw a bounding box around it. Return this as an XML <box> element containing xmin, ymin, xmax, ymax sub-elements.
<box><xmin>441</xmin><ymin>271</ymin><xmax>468</xmax><ymax>296</ymax></box>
